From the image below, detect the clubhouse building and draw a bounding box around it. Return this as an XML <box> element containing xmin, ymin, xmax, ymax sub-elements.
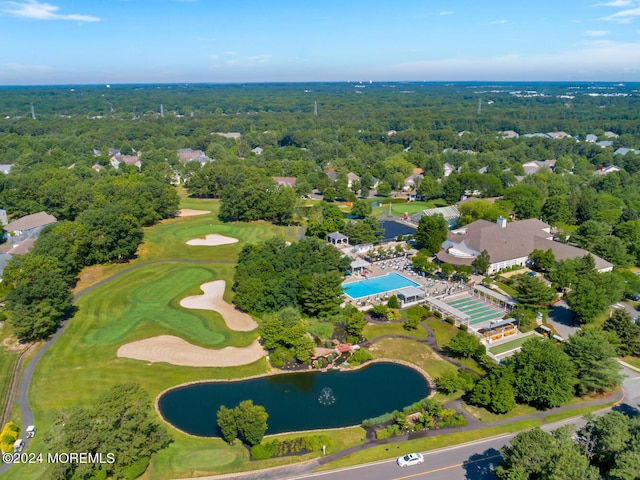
<box><xmin>436</xmin><ymin>217</ymin><xmax>613</xmax><ymax>274</ymax></box>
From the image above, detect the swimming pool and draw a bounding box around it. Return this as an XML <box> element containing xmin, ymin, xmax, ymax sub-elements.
<box><xmin>343</xmin><ymin>272</ymin><xmax>421</xmax><ymax>299</ymax></box>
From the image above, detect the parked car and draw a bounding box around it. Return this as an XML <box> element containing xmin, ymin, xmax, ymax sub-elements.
<box><xmin>397</xmin><ymin>452</ymin><xmax>424</xmax><ymax>467</ymax></box>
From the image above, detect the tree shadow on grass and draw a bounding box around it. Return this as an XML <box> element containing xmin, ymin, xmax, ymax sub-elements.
<box><xmin>462</xmin><ymin>448</ymin><xmax>501</xmax><ymax>480</ymax></box>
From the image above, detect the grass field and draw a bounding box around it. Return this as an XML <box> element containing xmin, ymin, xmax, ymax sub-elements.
<box><xmin>488</xmin><ymin>335</ymin><xmax>534</xmax><ymax>355</ymax></box>
<box><xmin>363</xmin><ymin>321</ymin><xmax>428</xmax><ymax>340</ymax></box>
<box><xmin>367</xmin><ymin>337</ymin><xmax>457</xmax><ymax>379</ymax></box>
<box><xmin>4</xmin><ymin>196</ymin><xmax>305</xmax><ymax>480</ymax></box>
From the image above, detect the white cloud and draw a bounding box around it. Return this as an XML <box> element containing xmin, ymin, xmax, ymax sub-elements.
<box><xmin>600</xmin><ymin>7</ymin><xmax>640</xmax><ymax>22</ymax></box>
<box><xmin>595</xmin><ymin>0</ymin><xmax>633</xmax><ymax>6</ymax></box>
<box><xmin>1</xmin><ymin>0</ymin><xmax>100</xmax><ymax>21</ymax></box>
<box><xmin>586</xmin><ymin>30</ymin><xmax>610</xmax><ymax>35</ymax></box>
<box><xmin>383</xmin><ymin>41</ymin><xmax>640</xmax><ymax>81</ymax></box>
<box><xmin>440</xmin><ymin>11</ymin><xmax>454</xmax><ymax>15</ymax></box>
<box><xmin>490</xmin><ymin>20</ymin><xmax>508</xmax><ymax>24</ymax></box>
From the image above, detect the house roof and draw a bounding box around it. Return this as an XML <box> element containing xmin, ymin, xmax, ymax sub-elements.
<box><xmin>5</xmin><ymin>212</ymin><xmax>57</xmax><ymax>232</ymax></box>
<box><xmin>272</xmin><ymin>176</ymin><xmax>297</xmax><ymax>188</ymax></box>
<box><xmin>438</xmin><ymin>217</ymin><xmax>612</xmax><ymax>272</ymax></box>
<box><xmin>214</xmin><ymin>132</ymin><xmax>242</xmax><ymax>139</ymax></box>
<box><xmin>0</xmin><ymin>164</ymin><xmax>14</xmax><ymax>174</ymax></box>
<box><xmin>533</xmin><ymin>237</ymin><xmax>612</xmax><ymax>272</ymax></box>
<box><xmin>445</xmin><ymin>218</ymin><xmax>551</xmax><ymax>264</ymax></box>
<box><xmin>347</xmin><ymin>172</ymin><xmax>360</xmax><ymax>182</ymax></box>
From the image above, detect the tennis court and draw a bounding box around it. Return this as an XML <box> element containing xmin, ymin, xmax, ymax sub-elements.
<box><xmin>445</xmin><ymin>295</ymin><xmax>504</xmax><ymax>325</ymax></box>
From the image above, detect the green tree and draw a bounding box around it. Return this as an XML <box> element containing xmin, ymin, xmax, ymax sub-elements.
<box><xmin>529</xmin><ymin>248</ymin><xmax>555</xmax><ymax>272</ymax></box>
<box><xmin>503</xmin><ymin>184</ymin><xmax>544</xmax><ymax>219</ymax></box>
<box><xmin>515</xmin><ymin>274</ymin><xmax>556</xmax><ymax>308</ymax></box>
<box><xmin>47</xmin><ymin>384</ymin><xmax>172</xmax><ymax>480</ymax></box>
<box><xmin>376</xmin><ymin>181</ymin><xmax>391</xmax><ymax>196</ymax></box>
<box><xmin>472</xmin><ymin>249</ymin><xmax>491</xmax><ymax>275</ymax></box>
<box><xmin>497</xmin><ymin>426</ymin><xmax>600</xmax><ymax>480</ymax></box>
<box><xmin>470</xmin><ymin>365</ymin><xmax>516</xmax><ymax>414</ymax></box>
<box><xmin>350</xmin><ymin>199</ymin><xmax>372</xmax><ymax>218</ymax></box>
<box><xmin>216</xmin><ymin>406</ymin><xmax>238</xmax><ymax>444</ymax></box>
<box><xmin>567</xmin><ymin>273</ymin><xmax>616</xmax><ymax>324</ymax></box>
<box><xmin>603</xmin><ymin>309</ymin><xmax>640</xmax><ymax>356</ymax></box>
<box><xmin>414</xmin><ymin>213</ymin><xmax>448</xmax><ymax>255</ymax></box>
<box><xmin>563</xmin><ymin>330</ymin><xmax>622</xmax><ymax>396</ymax></box>
<box><xmin>298</xmin><ymin>271</ymin><xmax>344</xmax><ymax>316</ymax></box>
<box><xmin>446</xmin><ymin>332</ymin><xmax>485</xmax><ymax>359</ymax></box>
<box><xmin>440</xmin><ymin>262</ymin><xmax>455</xmax><ymax>279</ymax></box>
<box><xmin>235</xmin><ymin>400</ymin><xmax>268</xmax><ymax>446</ymax></box>
<box><xmin>510</xmin><ymin>337</ymin><xmax>577</xmax><ymax>409</ymax></box>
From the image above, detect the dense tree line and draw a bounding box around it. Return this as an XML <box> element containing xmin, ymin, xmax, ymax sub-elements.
<box><xmin>232</xmin><ymin>237</ymin><xmax>350</xmax><ymax>316</ymax></box>
<box><xmin>46</xmin><ymin>383</ymin><xmax>172</xmax><ymax>480</ymax></box>
<box><xmin>497</xmin><ymin>411</ymin><xmax>640</xmax><ymax>480</ymax></box>
<box><xmin>0</xmin><ymin>167</ymin><xmax>179</xmax><ymax>341</ymax></box>
<box><xmin>445</xmin><ymin>328</ymin><xmax>625</xmax><ymax>414</ymax></box>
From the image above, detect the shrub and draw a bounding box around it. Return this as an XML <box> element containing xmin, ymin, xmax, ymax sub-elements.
<box><xmin>445</xmin><ymin>316</ymin><xmax>455</xmax><ymax>325</ymax></box>
<box><xmin>0</xmin><ymin>422</ymin><xmax>19</xmax><ymax>453</ymax></box>
<box><xmin>251</xmin><ymin>444</ymin><xmax>274</xmax><ymax>460</ymax></box>
<box><xmin>387</xmin><ymin>295</ymin><xmax>399</xmax><ymax>309</ymax></box>
<box><xmin>403</xmin><ymin>316</ymin><xmax>420</xmax><ymax>331</ymax></box>
<box><xmin>349</xmin><ymin>348</ymin><xmax>372</xmax><ymax>366</ymax></box>
<box><xmin>433</xmin><ymin>310</ymin><xmax>442</xmax><ymax>319</ymax></box>
<box><xmin>459</xmin><ymin>323</ymin><xmax>468</xmax><ymax>331</ymax></box>
<box><xmin>362</xmin><ymin>411</ymin><xmax>396</xmax><ymax>427</ymax></box>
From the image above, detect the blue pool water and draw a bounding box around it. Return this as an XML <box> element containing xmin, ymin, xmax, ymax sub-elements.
<box><xmin>343</xmin><ymin>272</ymin><xmax>420</xmax><ymax>299</ymax></box>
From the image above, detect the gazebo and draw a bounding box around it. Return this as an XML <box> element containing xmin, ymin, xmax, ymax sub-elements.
<box><xmin>326</xmin><ymin>232</ymin><xmax>349</xmax><ymax>246</ymax></box>
<box><xmin>396</xmin><ymin>286</ymin><xmax>425</xmax><ymax>306</ymax></box>
<box><xmin>350</xmin><ymin>258</ymin><xmax>371</xmax><ymax>274</ymax></box>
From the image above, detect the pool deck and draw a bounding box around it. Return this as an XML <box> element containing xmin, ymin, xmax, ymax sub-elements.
<box><xmin>341</xmin><ymin>255</ymin><xmax>469</xmax><ymax>307</ymax></box>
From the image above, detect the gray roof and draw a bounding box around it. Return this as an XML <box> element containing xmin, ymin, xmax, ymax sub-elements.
<box><xmin>0</xmin><ymin>164</ymin><xmax>14</xmax><ymax>174</ymax></box>
<box><xmin>350</xmin><ymin>259</ymin><xmax>371</xmax><ymax>269</ymax></box>
<box><xmin>327</xmin><ymin>232</ymin><xmax>348</xmax><ymax>241</ymax></box>
<box><xmin>5</xmin><ymin>212</ymin><xmax>57</xmax><ymax>232</ymax></box>
<box><xmin>396</xmin><ymin>286</ymin><xmax>424</xmax><ymax>298</ymax></box>
<box><xmin>445</xmin><ymin>218</ymin><xmax>552</xmax><ymax>264</ymax></box>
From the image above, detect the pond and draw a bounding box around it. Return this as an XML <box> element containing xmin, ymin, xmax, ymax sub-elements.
<box><xmin>157</xmin><ymin>362</ymin><xmax>430</xmax><ymax>437</ymax></box>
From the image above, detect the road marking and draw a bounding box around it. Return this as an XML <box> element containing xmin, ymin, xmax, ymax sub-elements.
<box><xmin>393</xmin><ymin>454</ymin><xmax>502</xmax><ymax>479</ymax></box>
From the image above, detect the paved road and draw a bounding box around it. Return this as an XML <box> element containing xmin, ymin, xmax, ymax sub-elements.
<box><xmin>0</xmin><ymin>258</ymin><xmax>230</xmax><ymax>475</ymax></box>
<box><xmin>194</xmin><ymin>365</ymin><xmax>640</xmax><ymax>480</ymax></box>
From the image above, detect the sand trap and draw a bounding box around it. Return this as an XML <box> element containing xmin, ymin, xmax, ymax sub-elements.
<box><xmin>117</xmin><ymin>335</ymin><xmax>265</xmax><ymax>367</ymax></box>
<box><xmin>178</xmin><ymin>209</ymin><xmax>210</xmax><ymax>217</ymax></box>
<box><xmin>186</xmin><ymin>234</ymin><xmax>238</xmax><ymax>246</ymax></box>
<box><xmin>180</xmin><ymin>280</ymin><xmax>257</xmax><ymax>331</ymax></box>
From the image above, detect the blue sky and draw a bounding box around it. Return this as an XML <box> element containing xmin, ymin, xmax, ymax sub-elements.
<box><xmin>1</xmin><ymin>0</ymin><xmax>640</xmax><ymax>85</ymax></box>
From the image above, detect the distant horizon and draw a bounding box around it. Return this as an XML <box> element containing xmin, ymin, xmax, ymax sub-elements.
<box><xmin>2</xmin><ymin>1</ymin><xmax>640</xmax><ymax>85</ymax></box>
<box><xmin>1</xmin><ymin>79</ymin><xmax>640</xmax><ymax>89</ymax></box>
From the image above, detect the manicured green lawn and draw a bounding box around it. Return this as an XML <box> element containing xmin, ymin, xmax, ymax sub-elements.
<box><xmin>363</xmin><ymin>321</ymin><xmax>428</xmax><ymax>340</ymax></box>
<box><xmin>488</xmin><ymin>335</ymin><xmax>532</xmax><ymax>355</ymax></box>
<box><xmin>367</xmin><ymin>337</ymin><xmax>457</xmax><ymax>379</ymax></box>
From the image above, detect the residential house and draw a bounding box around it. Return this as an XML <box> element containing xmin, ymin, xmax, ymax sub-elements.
<box><xmin>0</xmin><ymin>211</ymin><xmax>57</xmax><ymax>276</ymax></box>
<box><xmin>436</xmin><ymin>217</ymin><xmax>612</xmax><ymax>274</ymax></box>
<box><xmin>604</xmin><ymin>131</ymin><xmax>619</xmax><ymax>138</ymax></box>
<box><xmin>214</xmin><ymin>132</ymin><xmax>242</xmax><ymax>139</ymax></box>
<box><xmin>546</xmin><ymin>131</ymin><xmax>572</xmax><ymax>140</ymax></box>
<box><xmin>500</xmin><ymin>130</ymin><xmax>519</xmax><ymax>139</ymax></box>
<box><xmin>614</xmin><ymin>148</ymin><xmax>640</xmax><ymax>156</ymax></box>
<box><xmin>251</xmin><ymin>146</ymin><xmax>264</xmax><ymax>155</ymax></box>
<box><xmin>272</xmin><ymin>176</ymin><xmax>297</xmax><ymax>188</ymax></box>
<box><xmin>177</xmin><ymin>148</ymin><xmax>212</xmax><ymax>165</ymax></box>
<box><xmin>0</xmin><ymin>164</ymin><xmax>14</xmax><ymax>175</ymax></box>
<box><xmin>443</xmin><ymin>163</ymin><xmax>457</xmax><ymax>177</ymax></box>
<box><xmin>110</xmin><ymin>152</ymin><xmax>142</xmax><ymax>170</ymax></box>
<box><xmin>594</xmin><ymin>165</ymin><xmax>624</xmax><ymax>176</ymax></box>
<box><xmin>522</xmin><ymin>160</ymin><xmax>556</xmax><ymax>175</ymax></box>
<box><xmin>346</xmin><ymin>172</ymin><xmax>360</xmax><ymax>189</ymax></box>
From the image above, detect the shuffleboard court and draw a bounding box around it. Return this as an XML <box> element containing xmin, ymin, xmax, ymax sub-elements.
<box><xmin>343</xmin><ymin>272</ymin><xmax>420</xmax><ymax>299</ymax></box>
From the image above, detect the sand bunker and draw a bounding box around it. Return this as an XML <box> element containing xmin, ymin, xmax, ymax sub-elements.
<box><xmin>186</xmin><ymin>234</ymin><xmax>238</xmax><ymax>246</ymax></box>
<box><xmin>117</xmin><ymin>336</ymin><xmax>265</xmax><ymax>367</ymax></box>
<box><xmin>179</xmin><ymin>280</ymin><xmax>257</xmax><ymax>331</ymax></box>
<box><xmin>178</xmin><ymin>209</ymin><xmax>210</xmax><ymax>217</ymax></box>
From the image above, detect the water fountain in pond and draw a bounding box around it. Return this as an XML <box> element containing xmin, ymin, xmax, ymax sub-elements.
<box><xmin>318</xmin><ymin>387</ymin><xmax>336</xmax><ymax>406</ymax></box>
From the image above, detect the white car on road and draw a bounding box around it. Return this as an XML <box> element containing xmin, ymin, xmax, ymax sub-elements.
<box><xmin>397</xmin><ymin>452</ymin><xmax>424</xmax><ymax>467</ymax></box>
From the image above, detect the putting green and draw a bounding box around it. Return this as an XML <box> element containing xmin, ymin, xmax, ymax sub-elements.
<box><xmin>80</xmin><ymin>263</ymin><xmax>254</xmax><ymax>349</ymax></box>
